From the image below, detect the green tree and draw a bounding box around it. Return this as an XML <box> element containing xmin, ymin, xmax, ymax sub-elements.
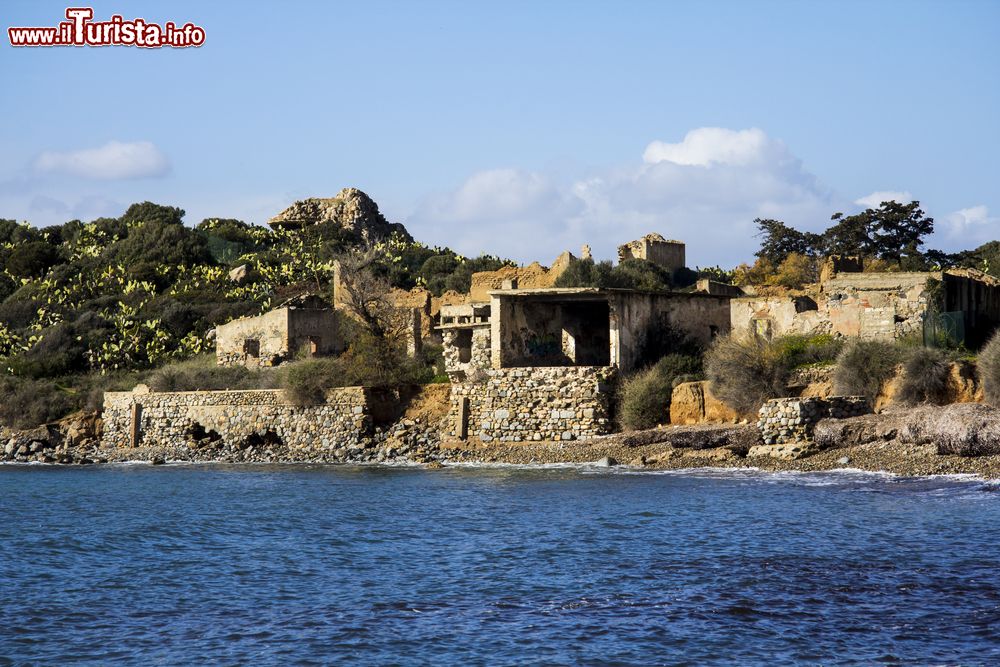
<box><xmin>121</xmin><ymin>201</ymin><xmax>186</xmax><ymax>226</ymax></box>
<box><xmin>821</xmin><ymin>211</ymin><xmax>874</xmax><ymax>256</ymax></box>
<box><xmin>869</xmin><ymin>200</ymin><xmax>934</xmax><ymax>262</ymax></box>
<box><xmin>754</xmin><ymin>218</ymin><xmax>821</xmax><ymax>264</ymax></box>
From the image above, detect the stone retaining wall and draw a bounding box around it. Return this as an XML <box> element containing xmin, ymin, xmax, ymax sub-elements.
<box><xmin>758</xmin><ymin>396</ymin><xmax>869</xmax><ymax>444</ymax></box>
<box><xmin>102</xmin><ymin>386</ymin><xmax>371</xmax><ymax>454</ymax></box>
<box><xmin>448</xmin><ymin>366</ymin><xmax>616</xmax><ymax>443</ymax></box>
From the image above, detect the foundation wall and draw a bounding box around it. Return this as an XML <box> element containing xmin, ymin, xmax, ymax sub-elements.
<box><xmin>102</xmin><ymin>387</ymin><xmax>370</xmax><ymax>454</ymax></box>
<box><xmin>447</xmin><ymin>366</ymin><xmax>616</xmax><ymax>443</ymax></box>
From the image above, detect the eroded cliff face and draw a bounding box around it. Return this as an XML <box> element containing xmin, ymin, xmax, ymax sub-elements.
<box><xmin>268</xmin><ymin>187</ymin><xmax>411</xmax><ymax>242</ymax></box>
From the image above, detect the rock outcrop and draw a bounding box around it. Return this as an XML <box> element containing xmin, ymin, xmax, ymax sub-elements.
<box><xmin>268</xmin><ymin>187</ymin><xmax>411</xmax><ymax>242</ymax></box>
<box><xmin>814</xmin><ymin>403</ymin><xmax>1000</xmax><ymax>457</ymax></box>
<box><xmin>669</xmin><ymin>380</ymin><xmax>740</xmax><ymax>425</ymax></box>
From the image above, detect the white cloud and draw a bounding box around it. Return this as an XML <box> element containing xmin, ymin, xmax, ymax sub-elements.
<box><xmin>33</xmin><ymin>140</ymin><xmax>170</xmax><ymax>180</ymax></box>
<box><xmin>935</xmin><ymin>205</ymin><xmax>999</xmax><ymax>249</ymax></box>
<box><xmin>642</xmin><ymin>127</ymin><xmax>779</xmax><ymax>167</ymax></box>
<box><xmin>407</xmin><ymin>128</ymin><xmax>838</xmax><ymax>266</ymax></box>
<box><xmin>854</xmin><ymin>190</ymin><xmax>913</xmax><ymax>208</ymax></box>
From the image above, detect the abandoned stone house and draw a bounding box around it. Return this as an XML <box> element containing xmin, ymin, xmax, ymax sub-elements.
<box><xmin>617</xmin><ymin>233</ymin><xmax>686</xmax><ymax>274</ymax></box>
<box><xmin>439</xmin><ymin>237</ymin><xmax>733</xmax><ymax>443</ymax></box>
<box><xmin>215</xmin><ymin>295</ymin><xmax>339</xmax><ymax>368</ymax></box>
<box><xmin>730</xmin><ymin>265</ymin><xmax>1000</xmax><ymax>346</ymax></box>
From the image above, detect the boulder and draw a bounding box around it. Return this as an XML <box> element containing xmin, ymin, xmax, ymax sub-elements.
<box><xmin>748</xmin><ymin>442</ymin><xmax>820</xmax><ymax>460</ymax></box>
<box><xmin>815</xmin><ymin>404</ymin><xmax>1000</xmax><ymax>457</ymax></box>
<box><xmin>228</xmin><ymin>264</ymin><xmax>249</xmax><ymax>283</ymax></box>
<box><xmin>899</xmin><ymin>403</ymin><xmax>1000</xmax><ymax>456</ymax></box>
<box><xmin>267</xmin><ymin>187</ymin><xmax>411</xmax><ymax>242</ymax></box>
<box><xmin>670</xmin><ymin>381</ymin><xmax>739</xmax><ymax>425</ymax></box>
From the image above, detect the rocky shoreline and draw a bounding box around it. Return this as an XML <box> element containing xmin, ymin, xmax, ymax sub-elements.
<box><xmin>5</xmin><ymin>405</ymin><xmax>1000</xmax><ymax>479</ymax></box>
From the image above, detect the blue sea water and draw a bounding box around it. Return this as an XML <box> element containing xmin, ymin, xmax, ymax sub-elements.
<box><xmin>1</xmin><ymin>464</ymin><xmax>999</xmax><ymax>666</ymax></box>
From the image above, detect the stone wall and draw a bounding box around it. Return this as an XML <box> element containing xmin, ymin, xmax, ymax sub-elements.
<box><xmin>607</xmin><ymin>291</ymin><xmax>731</xmax><ymax>372</ymax></box>
<box><xmin>468</xmin><ymin>252</ymin><xmax>573</xmax><ymax>302</ymax></box>
<box><xmin>731</xmin><ymin>272</ymin><xmax>940</xmax><ymax>342</ymax></box>
<box><xmin>442</xmin><ymin>325</ymin><xmax>491</xmax><ymax>380</ymax></box>
<box><xmin>447</xmin><ymin>366</ymin><xmax>616</xmax><ymax>442</ymax></box>
<box><xmin>757</xmin><ymin>396</ymin><xmax>870</xmax><ymax>445</ymax></box>
<box><xmin>102</xmin><ymin>386</ymin><xmax>371</xmax><ymax>455</ymax></box>
<box><xmin>216</xmin><ymin>307</ymin><xmax>338</xmax><ymax>368</ymax></box>
<box><xmin>617</xmin><ymin>234</ymin><xmax>685</xmax><ymax>274</ymax></box>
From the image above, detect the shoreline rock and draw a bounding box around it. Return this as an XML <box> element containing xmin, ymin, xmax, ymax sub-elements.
<box><xmin>5</xmin><ymin>404</ymin><xmax>1000</xmax><ymax>479</ymax></box>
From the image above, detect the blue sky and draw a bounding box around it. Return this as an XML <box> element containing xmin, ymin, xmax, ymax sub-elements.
<box><xmin>1</xmin><ymin>0</ymin><xmax>998</xmax><ymax>266</ymax></box>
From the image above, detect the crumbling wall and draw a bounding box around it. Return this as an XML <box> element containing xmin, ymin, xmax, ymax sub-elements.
<box><xmin>216</xmin><ymin>308</ymin><xmax>290</xmax><ymax>367</ymax></box>
<box><xmin>730</xmin><ymin>296</ymin><xmax>829</xmax><ymax>339</ymax></box>
<box><xmin>102</xmin><ymin>386</ymin><xmax>371</xmax><ymax>454</ymax></box>
<box><xmin>442</xmin><ymin>325</ymin><xmax>491</xmax><ymax>379</ymax></box>
<box><xmin>617</xmin><ymin>234</ymin><xmax>685</xmax><ymax>273</ymax></box>
<box><xmin>823</xmin><ymin>272</ymin><xmax>934</xmax><ymax>339</ymax></box>
<box><xmin>447</xmin><ymin>367</ymin><xmax>616</xmax><ymax>442</ymax></box>
<box><xmin>216</xmin><ymin>307</ymin><xmax>338</xmax><ymax>367</ymax></box>
<box><xmin>468</xmin><ymin>254</ymin><xmax>573</xmax><ymax>302</ymax></box>
<box><xmin>757</xmin><ymin>396</ymin><xmax>870</xmax><ymax>445</ymax></box>
<box><xmin>731</xmin><ymin>272</ymin><xmax>947</xmax><ymax>341</ymax></box>
<box><xmin>609</xmin><ymin>292</ymin><xmax>730</xmax><ymax>372</ymax></box>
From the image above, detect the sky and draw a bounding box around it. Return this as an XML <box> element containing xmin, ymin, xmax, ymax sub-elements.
<box><xmin>1</xmin><ymin>0</ymin><xmax>998</xmax><ymax>267</ymax></box>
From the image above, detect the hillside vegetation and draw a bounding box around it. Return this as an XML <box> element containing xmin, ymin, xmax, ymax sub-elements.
<box><xmin>0</xmin><ymin>202</ymin><xmax>507</xmax><ymax>427</ymax></box>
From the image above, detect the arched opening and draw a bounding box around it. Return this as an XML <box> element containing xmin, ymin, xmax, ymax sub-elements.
<box><xmin>187</xmin><ymin>422</ymin><xmax>222</xmax><ymax>447</ymax></box>
<box><xmin>241</xmin><ymin>430</ymin><xmax>283</xmax><ymax>450</ymax></box>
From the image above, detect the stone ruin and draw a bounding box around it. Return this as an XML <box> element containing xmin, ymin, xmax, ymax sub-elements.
<box><xmin>617</xmin><ymin>233</ymin><xmax>686</xmax><ymax>274</ymax></box>
<box><xmin>215</xmin><ymin>295</ymin><xmax>338</xmax><ymax>368</ymax></box>
<box><xmin>757</xmin><ymin>396</ymin><xmax>870</xmax><ymax>445</ymax></box>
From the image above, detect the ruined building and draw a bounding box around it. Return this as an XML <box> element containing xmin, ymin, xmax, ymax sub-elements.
<box><xmin>617</xmin><ymin>233</ymin><xmax>686</xmax><ymax>274</ymax></box>
<box><xmin>439</xmin><ymin>237</ymin><xmax>733</xmax><ymax>443</ymax></box>
<box><xmin>731</xmin><ymin>262</ymin><xmax>1000</xmax><ymax>347</ymax></box>
<box><xmin>215</xmin><ymin>295</ymin><xmax>339</xmax><ymax>368</ymax></box>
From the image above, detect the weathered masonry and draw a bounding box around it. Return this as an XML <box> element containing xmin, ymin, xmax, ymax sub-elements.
<box><xmin>731</xmin><ymin>267</ymin><xmax>1000</xmax><ymax>345</ymax></box>
<box><xmin>490</xmin><ymin>287</ymin><xmax>730</xmax><ymax>373</ymax></box>
<box><xmin>447</xmin><ymin>367</ymin><xmax>615</xmax><ymax>442</ymax></box>
<box><xmin>757</xmin><ymin>396</ymin><xmax>870</xmax><ymax>445</ymax></box>
<box><xmin>440</xmin><ymin>284</ymin><xmax>732</xmax><ymax>442</ymax></box>
<box><xmin>102</xmin><ymin>385</ymin><xmax>371</xmax><ymax>454</ymax></box>
<box><xmin>215</xmin><ymin>296</ymin><xmax>338</xmax><ymax>368</ymax></box>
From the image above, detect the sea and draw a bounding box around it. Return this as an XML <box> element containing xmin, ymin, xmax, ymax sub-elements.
<box><xmin>1</xmin><ymin>463</ymin><xmax>998</xmax><ymax>665</ymax></box>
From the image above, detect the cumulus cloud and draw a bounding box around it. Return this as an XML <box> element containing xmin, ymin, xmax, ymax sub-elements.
<box><xmin>642</xmin><ymin>127</ymin><xmax>780</xmax><ymax>167</ymax></box>
<box><xmin>854</xmin><ymin>190</ymin><xmax>914</xmax><ymax>208</ymax></box>
<box><xmin>935</xmin><ymin>205</ymin><xmax>999</xmax><ymax>249</ymax></box>
<box><xmin>407</xmin><ymin>128</ymin><xmax>837</xmax><ymax>266</ymax></box>
<box><xmin>33</xmin><ymin>140</ymin><xmax>170</xmax><ymax>180</ymax></box>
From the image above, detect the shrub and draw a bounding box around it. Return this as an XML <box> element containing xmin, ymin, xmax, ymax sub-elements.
<box><xmin>617</xmin><ymin>354</ymin><xmax>703</xmax><ymax>431</ymax></box>
<box><xmin>120</xmin><ymin>201</ymin><xmax>185</xmax><ymax>226</ymax></box>
<box><xmin>282</xmin><ymin>357</ymin><xmax>343</xmax><ymax>405</ymax></box>
<box><xmin>979</xmin><ymin>330</ymin><xmax>1000</xmax><ymax>407</ymax></box>
<box><xmin>281</xmin><ymin>333</ymin><xmax>440</xmax><ymax>405</ymax></box>
<box><xmin>770</xmin><ymin>253</ymin><xmax>818</xmax><ymax>288</ymax></box>
<box><xmin>147</xmin><ymin>354</ymin><xmax>276</xmax><ymax>392</ymax></box>
<box><xmin>6</xmin><ymin>241</ymin><xmax>61</xmax><ymax>278</ymax></box>
<box><xmin>555</xmin><ymin>257</ymin><xmax>674</xmax><ymax>292</ymax></box>
<box><xmin>896</xmin><ymin>347</ymin><xmax>952</xmax><ymax>405</ymax></box>
<box><xmin>705</xmin><ymin>335</ymin><xmax>789</xmax><ymax>415</ymax></box>
<box><xmin>774</xmin><ymin>334</ymin><xmax>844</xmax><ymax>368</ymax></box>
<box><xmin>0</xmin><ymin>376</ymin><xmax>77</xmax><ymax>429</ymax></box>
<box><xmin>832</xmin><ymin>340</ymin><xmax>903</xmax><ymax>401</ymax></box>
